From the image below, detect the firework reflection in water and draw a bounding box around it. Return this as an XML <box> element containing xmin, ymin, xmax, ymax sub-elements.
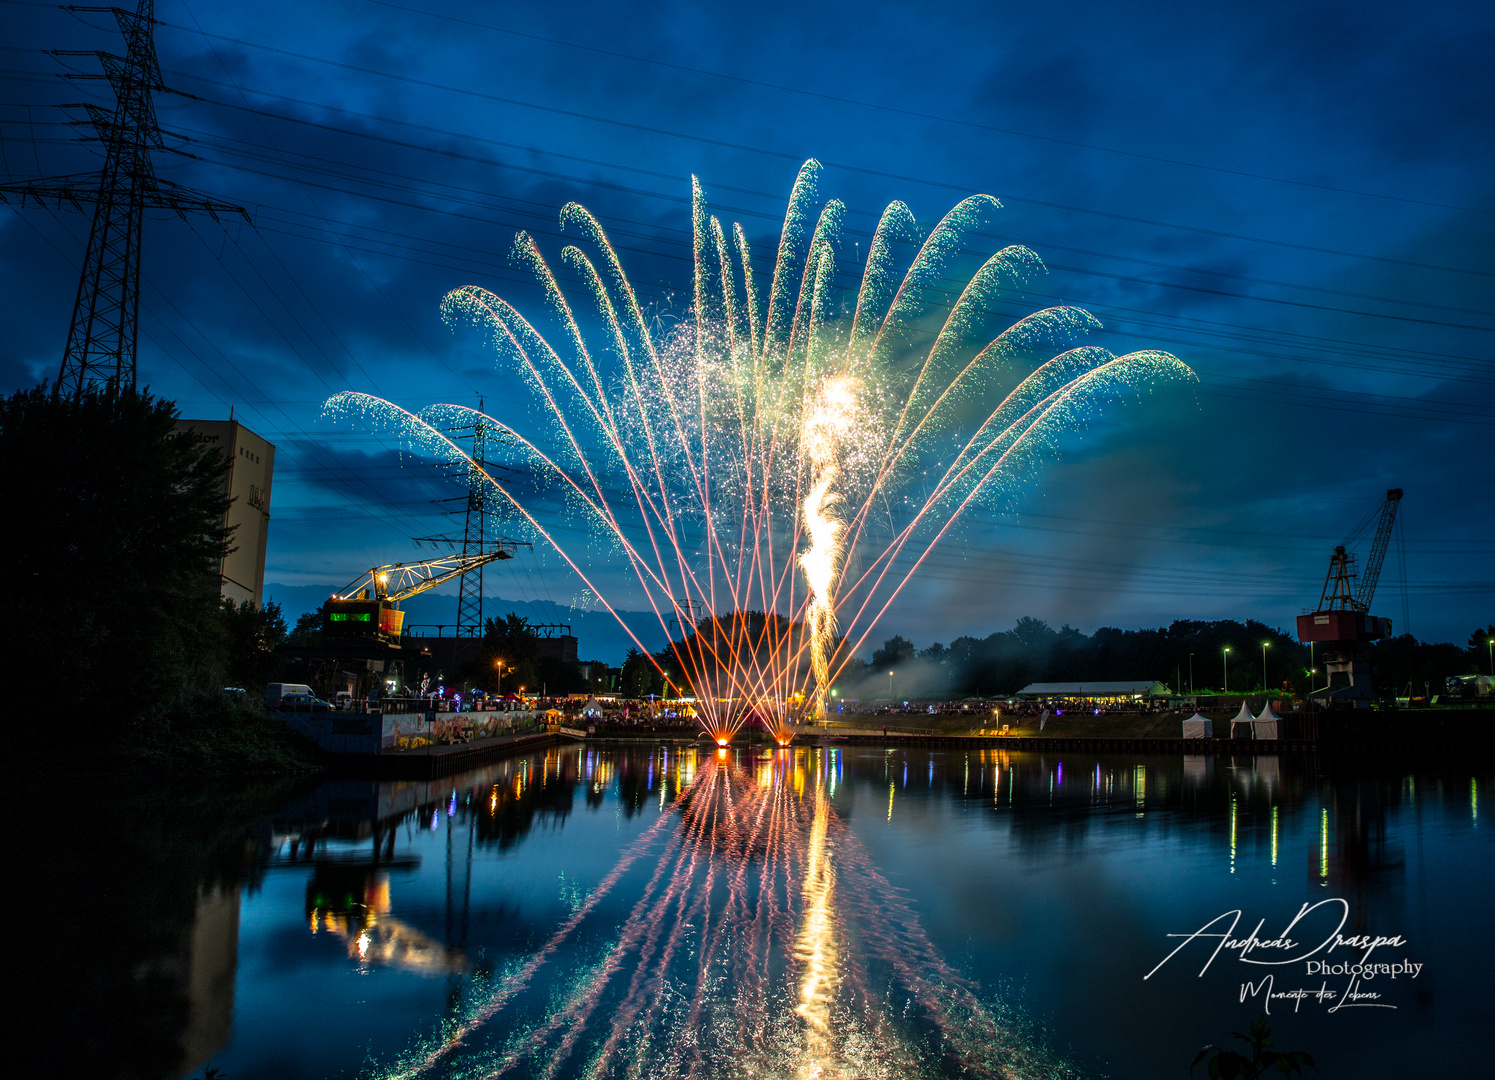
<box><xmin>375</xmin><ymin>749</ymin><xmax>1071</xmax><ymax>1080</ymax></box>
<box><xmin>325</xmin><ymin>161</ymin><xmax>1194</xmax><ymax>743</ymax></box>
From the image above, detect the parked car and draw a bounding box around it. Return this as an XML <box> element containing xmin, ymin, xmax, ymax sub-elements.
<box><xmin>278</xmin><ymin>693</ymin><xmax>335</xmax><ymax>713</ymax></box>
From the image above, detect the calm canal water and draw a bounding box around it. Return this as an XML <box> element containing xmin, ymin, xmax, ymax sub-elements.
<box><xmin>18</xmin><ymin>745</ymin><xmax>1490</xmax><ymax>1079</ymax></box>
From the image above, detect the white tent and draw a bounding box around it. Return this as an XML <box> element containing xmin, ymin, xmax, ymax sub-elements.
<box><xmin>1252</xmin><ymin>701</ymin><xmax>1281</xmax><ymax>741</ymax></box>
<box><xmin>579</xmin><ymin>697</ymin><xmax>605</xmax><ymax>717</ymax></box>
<box><xmin>1181</xmin><ymin>712</ymin><xmax>1213</xmax><ymax>739</ymax></box>
<box><xmin>1229</xmin><ymin>701</ymin><xmax>1255</xmax><ymax>739</ymax></box>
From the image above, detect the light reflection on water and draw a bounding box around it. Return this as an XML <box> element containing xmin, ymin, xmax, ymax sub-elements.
<box><xmin>14</xmin><ymin>745</ymin><xmax>1492</xmax><ymax>1079</ymax></box>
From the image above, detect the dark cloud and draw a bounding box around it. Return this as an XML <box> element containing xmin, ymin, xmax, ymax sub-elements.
<box><xmin>4</xmin><ymin>0</ymin><xmax>1491</xmax><ymax>658</ymax></box>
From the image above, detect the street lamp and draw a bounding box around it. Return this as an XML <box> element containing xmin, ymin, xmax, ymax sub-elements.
<box><xmin>1223</xmin><ymin>646</ymin><xmax>1231</xmax><ymax>694</ymax></box>
<box><xmin>1261</xmin><ymin>641</ymin><xmax>1271</xmax><ymax>695</ymax></box>
<box><xmin>1188</xmin><ymin>653</ymin><xmax>1195</xmax><ymax>694</ymax></box>
<box><xmin>1488</xmin><ymin>638</ymin><xmax>1494</xmax><ymax>677</ymax></box>
<box><xmin>888</xmin><ymin>670</ymin><xmax>895</xmax><ymax>698</ymax></box>
<box><xmin>494</xmin><ymin>659</ymin><xmax>507</xmax><ymax>694</ymax></box>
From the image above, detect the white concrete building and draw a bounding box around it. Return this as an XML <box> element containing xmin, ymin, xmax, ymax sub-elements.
<box><xmin>175</xmin><ymin>418</ymin><xmax>275</xmax><ymax>606</ymax></box>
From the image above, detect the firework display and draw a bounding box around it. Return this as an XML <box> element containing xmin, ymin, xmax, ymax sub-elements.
<box><xmin>327</xmin><ymin>160</ymin><xmax>1194</xmax><ymax>743</ymax></box>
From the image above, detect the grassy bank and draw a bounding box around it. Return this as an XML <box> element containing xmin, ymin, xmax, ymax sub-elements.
<box><xmin>843</xmin><ymin>713</ymin><xmax>1187</xmax><ymax>738</ymax></box>
<box><xmin>11</xmin><ymin>693</ymin><xmax>320</xmax><ymax>774</ymax></box>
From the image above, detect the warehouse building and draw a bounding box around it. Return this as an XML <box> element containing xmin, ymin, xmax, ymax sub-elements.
<box><xmin>1015</xmin><ymin>680</ymin><xmax>1171</xmax><ymax>703</ymax></box>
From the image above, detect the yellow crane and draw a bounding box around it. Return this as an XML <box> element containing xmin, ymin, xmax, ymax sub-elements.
<box><xmin>325</xmin><ymin>548</ymin><xmax>516</xmax><ymax>640</ymax></box>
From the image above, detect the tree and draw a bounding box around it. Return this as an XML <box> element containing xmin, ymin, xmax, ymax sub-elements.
<box><xmin>220</xmin><ymin>599</ymin><xmax>288</xmax><ymax>689</ymax></box>
<box><xmin>0</xmin><ymin>383</ymin><xmax>232</xmax><ymax>730</ymax></box>
<box><xmin>1468</xmin><ymin>625</ymin><xmax>1495</xmax><ymax>675</ymax></box>
<box><xmin>871</xmin><ymin>635</ymin><xmax>917</xmax><ymax>670</ymax></box>
<box><xmin>478</xmin><ymin>613</ymin><xmax>539</xmax><ymax>692</ymax></box>
<box><xmin>621</xmin><ymin>647</ymin><xmax>664</xmax><ymax>697</ymax></box>
<box><xmin>286</xmin><ymin>610</ymin><xmax>326</xmax><ymax>645</ymax></box>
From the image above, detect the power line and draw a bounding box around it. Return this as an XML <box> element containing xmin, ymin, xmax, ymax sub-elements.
<box><xmin>143</xmin><ymin>25</ymin><xmax>1495</xmax><ymax>279</ymax></box>
<box><xmin>353</xmin><ymin>0</ymin><xmax>1493</xmax><ymax>219</ymax></box>
<box><xmin>0</xmin><ymin>1</ymin><xmax>247</xmax><ymax>396</ymax></box>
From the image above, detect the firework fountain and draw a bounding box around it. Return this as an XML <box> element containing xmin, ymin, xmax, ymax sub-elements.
<box><xmin>327</xmin><ymin>159</ymin><xmax>1193</xmax><ymax>743</ymax></box>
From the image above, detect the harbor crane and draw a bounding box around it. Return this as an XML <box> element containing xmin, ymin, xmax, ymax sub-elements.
<box><xmin>324</xmin><ymin>547</ymin><xmax>518</xmax><ymax>642</ymax></box>
<box><xmin>1296</xmin><ymin>488</ymin><xmax>1402</xmax><ymax>704</ymax></box>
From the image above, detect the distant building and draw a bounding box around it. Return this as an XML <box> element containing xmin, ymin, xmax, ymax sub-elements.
<box><xmin>175</xmin><ymin>418</ymin><xmax>275</xmax><ymax>606</ymax></box>
<box><xmin>1015</xmin><ymin>681</ymin><xmax>1171</xmax><ymax>702</ymax></box>
<box><xmin>535</xmin><ymin>629</ymin><xmax>578</xmax><ymax>663</ymax></box>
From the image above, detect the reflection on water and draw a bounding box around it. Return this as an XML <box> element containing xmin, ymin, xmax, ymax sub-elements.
<box><xmin>11</xmin><ymin>747</ymin><xmax>1491</xmax><ymax>1079</ymax></box>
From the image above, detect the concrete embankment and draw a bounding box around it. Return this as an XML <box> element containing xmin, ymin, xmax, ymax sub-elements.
<box><xmin>330</xmin><ymin>731</ymin><xmax>562</xmax><ymax>778</ymax></box>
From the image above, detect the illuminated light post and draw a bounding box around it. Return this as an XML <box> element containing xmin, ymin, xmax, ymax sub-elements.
<box><xmin>1488</xmin><ymin>638</ymin><xmax>1493</xmax><ymax>676</ymax></box>
<box><xmin>1261</xmin><ymin>641</ymin><xmax>1271</xmax><ymax>695</ymax></box>
<box><xmin>889</xmin><ymin>670</ymin><xmax>895</xmax><ymax>699</ymax></box>
<box><xmin>1223</xmin><ymin>647</ymin><xmax>1231</xmax><ymax>694</ymax></box>
<box><xmin>494</xmin><ymin>659</ymin><xmax>507</xmax><ymax>695</ymax></box>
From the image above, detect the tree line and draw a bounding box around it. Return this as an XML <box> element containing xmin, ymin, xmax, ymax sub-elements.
<box><xmin>847</xmin><ymin>616</ymin><xmax>1494</xmax><ymax>699</ymax></box>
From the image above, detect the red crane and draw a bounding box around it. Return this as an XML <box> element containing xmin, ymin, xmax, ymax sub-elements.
<box><xmin>1297</xmin><ymin>488</ymin><xmax>1402</xmax><ymax>703</ymax></box>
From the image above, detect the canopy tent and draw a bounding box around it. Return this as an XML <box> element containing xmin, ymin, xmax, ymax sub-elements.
<box><xmin>1252</xmin><ymin>701</ymin><xmax>1281</xmax><ymax>741</ymax></box>
<box><xmin>1229</xmin><ymin>701</ymin><xmax>1256</xmax><ymax>739</ymax></box>
<box><xmin>1181</xmin><ymin>713</ymin><xmax>1213</xmax><ymax>739</ymax></box>
<box><xmin>579</xmin><ymin>697</ymin><xmax>605</xmax><ymax>717</ymax></box>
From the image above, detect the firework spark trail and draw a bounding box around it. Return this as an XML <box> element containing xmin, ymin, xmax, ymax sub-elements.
<box><xmin>756</xmin><ymin>754</ymin><xmax>816</xmax><ymax>1061</ymax></box>
<box><xmin>793</xmin><ymin>783</ymin><xmax>839</xmax><ymax>1078</ymax></box>
<box><xmin>325</xmin><ymin>161</ymin><xmax>1192</xmax><ymax>746</ymax></box>
<box><xmin>489</xmin><ymin>814</ymin><xmax>697</xmax><ymax>1080</ymax></box>
<box><xmin>680</xmin><ymin>758</ymin><xmax>782</xmax><ymax>1078</ymax></box>
<box><xmin>703</xmin><ymin>810</ymin><xmax>764</xmax><ymax>1076</ymax></box>
<box><xmin>824</xmin><ymin>815</ymin><xmax>1053</xmax><ymax>1079</ymax></box>
<box><xmin>376</xmin><ymin>791</ymin><xmax>682</xmax><ymax>1080</ymax></box>
<box><xmin>621</xmin><ymin>781</ymin><xmax>731</xmax><ymax>1080</ymax></box>
<box><xmin>488</xmin><ymin>756</ymin><xmax>725</xmax><ymax>1080</ymax></box>
<box><xmin>736</xmin><ymin>756</ymin><xmax>786</xmax><ymax>1051</ymax></box>
<box><xmin>581</xmin><ymin>763</ymin><xmax>733</xmax><ymax>1080</ymax></box>
<box><xmin>797</xmin><ymin>377</ymin><xmax>854</xmax><ymax>725</ymax></box>
<box><xmin>727</xmin><ymin>756</ymin><xmax>785</xmax><ymax>1051</ymax></box>
<box><xmin>381</xmin><ymin>751</ymin><xmax>1071</xmax><ymax>1080</ymax></box>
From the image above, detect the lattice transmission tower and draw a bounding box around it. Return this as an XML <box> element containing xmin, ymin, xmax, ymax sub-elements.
<box><xmin>416</xmin><ymin>397</ymin><xmax>526</xmax><ymax>637</ymax></box>
<box><xmin>0</xmin><ymin>0</ymin><xmax>246</xmax><ymax>397</ymax></box>
<box><xmin>456</xmin><ymin>399</ymin><xmax>490</xmax><ymax>636</ymax></box>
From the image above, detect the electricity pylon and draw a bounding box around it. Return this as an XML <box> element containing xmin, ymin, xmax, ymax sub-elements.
<box><xmin>414</xmin><ymin>397</ymin><xmax>524</xmax><ymax>637</ymax></box>
<box><xmin>455</xmin><ymin>398</ymin><xmax>489</xmax><ymax>637</ymax></box>
<box><xmin>0</xmin><ymin>0</ymin><xmax>246</xmax><ymax>397</ymax></box>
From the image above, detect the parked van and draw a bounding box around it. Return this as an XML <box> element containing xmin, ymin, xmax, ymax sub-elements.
<box><xmin>264</xmin><ymin>683</ymin><xmax>315</xmax><ymax>708</ymax></box>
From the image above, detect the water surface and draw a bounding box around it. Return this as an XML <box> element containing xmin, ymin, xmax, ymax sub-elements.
<box><xmin>17</xmin><ymin>745</ymin><xmax>1489</xmax><ymax>1078</ymax></box>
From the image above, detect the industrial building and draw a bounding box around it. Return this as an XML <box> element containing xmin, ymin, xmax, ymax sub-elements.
<box><xmin>175</xmin><ymin>418</ymin><xmax>275</xmax><ymax>606</ymax></box>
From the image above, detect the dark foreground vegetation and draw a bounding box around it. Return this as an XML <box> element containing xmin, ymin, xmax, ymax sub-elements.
<box><xmin>0</xmin><ymin>383</ymin><xmax>314</xmax><ymax>771</ymax></box>
<box><xmin>6</xmin><ymin>773</ymin><xmax>309</xmax><ymax>1077</ymax></box>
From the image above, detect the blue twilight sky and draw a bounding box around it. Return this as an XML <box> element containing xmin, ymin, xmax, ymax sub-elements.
<box><xmin>2</xmin><ymin>0</ymin><xmax>1492</xmax><ymax>662</ymax></box>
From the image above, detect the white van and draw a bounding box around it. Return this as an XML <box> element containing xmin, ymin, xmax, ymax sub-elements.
<box><xmin>264</xmin><ymin>683</ymin><xmax>315</xmax><ymax>708</ymax></box>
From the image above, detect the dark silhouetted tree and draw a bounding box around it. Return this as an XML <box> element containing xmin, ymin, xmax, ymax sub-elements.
<box><xmin>0</xmin><ymin>383</ymin><xmax>232</xmax><ymax>733</ymax></box>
